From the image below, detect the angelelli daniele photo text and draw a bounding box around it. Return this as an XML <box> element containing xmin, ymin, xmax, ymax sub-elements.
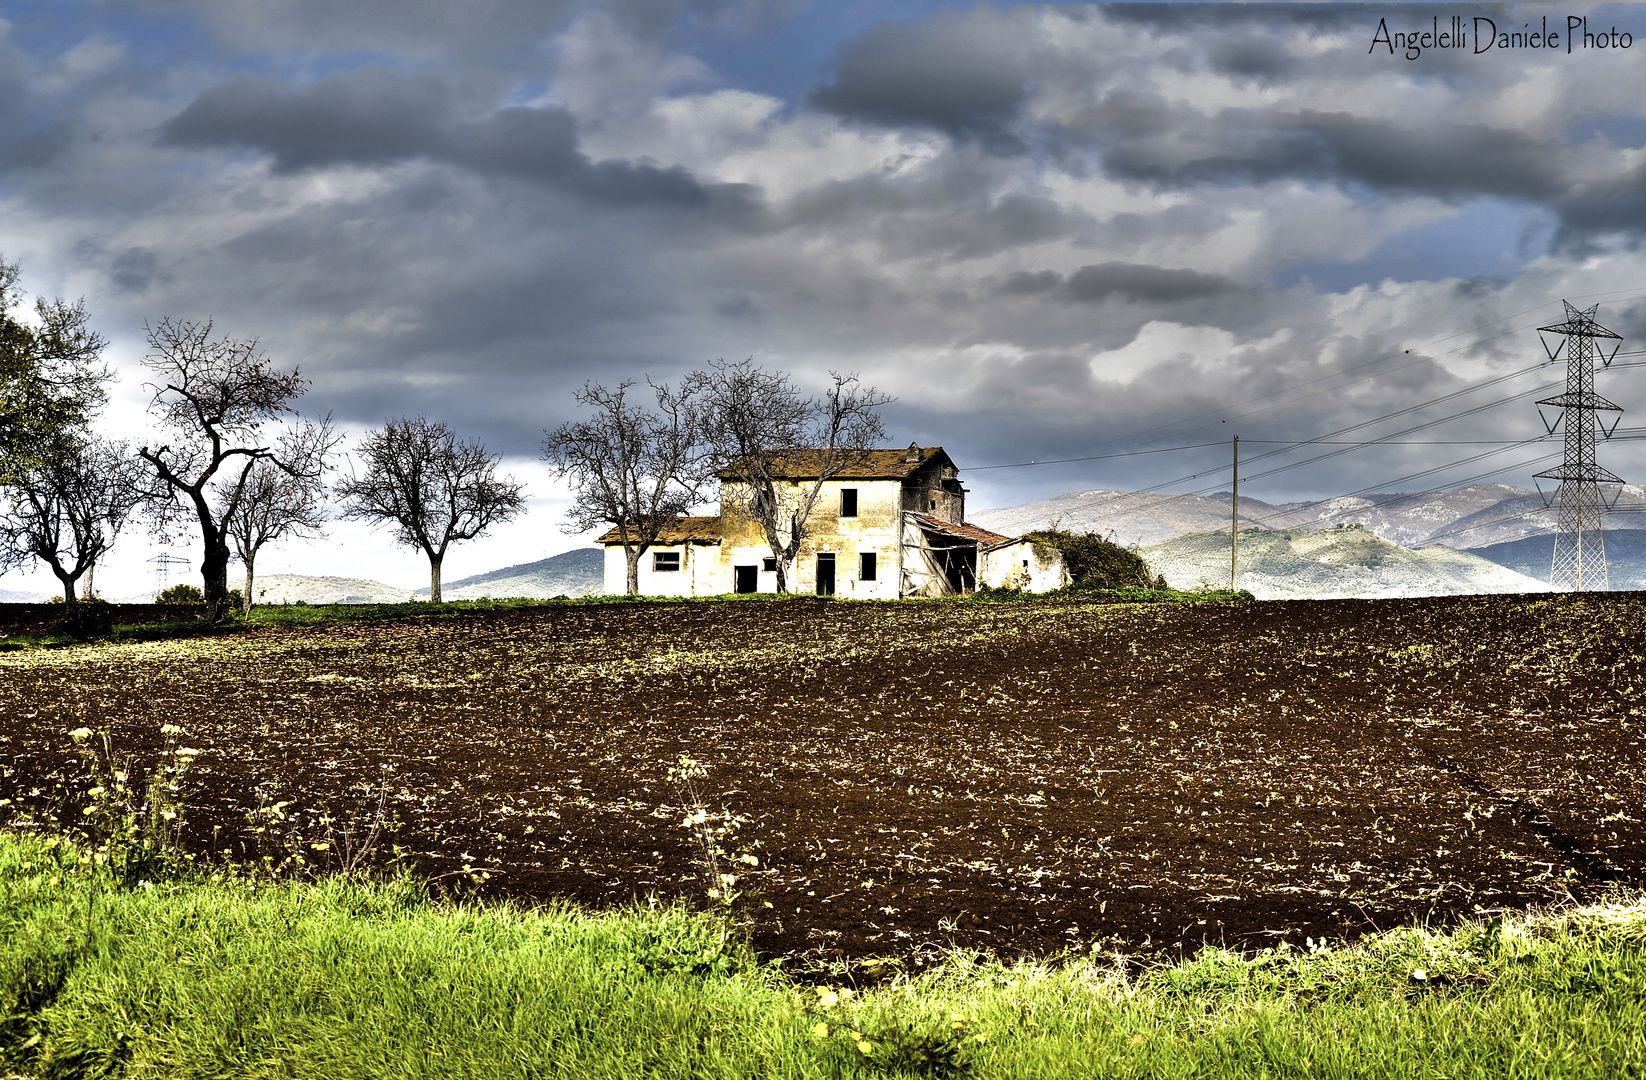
<box><xmin>1371</xmin><ymin>15</ymin><xmax>1631</xmax><ymax>59</ymax></box>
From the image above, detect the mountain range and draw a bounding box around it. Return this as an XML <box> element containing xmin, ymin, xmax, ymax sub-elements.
<box><xmin>970</xmin><ymin>482</ymin><xmax>1646</xmax><ymax>551</ymax></box>
<box><xmin>1139</xmin><ymin>526</ymin><xmax>1548</xmax><ymax>600</ymax></box>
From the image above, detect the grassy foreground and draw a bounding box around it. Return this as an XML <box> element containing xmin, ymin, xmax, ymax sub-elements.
<box><xmin>2</xmin><ymin>833</ymin><xmax>1642</xmax><ymax>1079</ymax></box>
<box><xmin>2</xmin><ymin>588</ymin><xmax>1252</xmax><ymax>649</ymax></box>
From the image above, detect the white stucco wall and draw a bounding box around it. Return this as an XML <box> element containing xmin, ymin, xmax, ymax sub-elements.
<box><xmin>980</xmin><ymin>540</ymin><xmax>1068</xmax><ymax>593</ymax></box>
<box><xmin>602</xmin><ymin>542</ymin><xmax>725</xmax><ymax>596</ymax></box>
<box><xmin>718</xmin><ymin>478</ymin><xmax>904</xmax><ymax>598</ymax></box>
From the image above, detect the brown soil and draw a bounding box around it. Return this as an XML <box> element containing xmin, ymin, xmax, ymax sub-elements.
<box><xmin>1</xmin><ymin>594</ymin><xmax>1642</xmax><ymax>969</ymax></box>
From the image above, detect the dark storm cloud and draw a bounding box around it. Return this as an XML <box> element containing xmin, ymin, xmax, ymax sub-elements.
<box><xmin>1206</xmin><ymin>34</ymin><xmax>1300</xmax><ymax>83</ymax></box>
<box><xmin>162</xmin><ymin>67</ymin><xmax>759</xmax><ymax>212</ymax></box>
<box><xmin>1000</xmin><ymin>262</ymin><xmax>1238</xmax><ymax>304</ymax></box>
<box><xmin>809</xmin><ymin>6</ymin><xmax>1034</xmax><ymax>152</ymax></box>
<box><xmin>1553</xmin><ymin>160</ymin><xmax>1646</xmax><ymax>251</ymax></box>
<box><xmin>138</xmin><ymin>0</ymin><xmax>774</xmax><ymax>59</ymax></box>
<box><xmin>1099</xmin><ymin>111</ymin><xmax>1563</xmax><ymax>202</ymax></box>
<box><xmin>162</xmin><ymin>68</ymin><xmax>452</xmax><ymax>171</ymax></box>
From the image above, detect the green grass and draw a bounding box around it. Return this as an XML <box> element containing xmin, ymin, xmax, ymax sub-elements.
<box><xmin>2</xmin><ymin>830</ymin><xmax>1642</xmax><ymax>1079</ymax></box>
<box><xmin>0</xmin><ymin>588</ymin><xmax>1256</xmax><ymax>649</ymax></box>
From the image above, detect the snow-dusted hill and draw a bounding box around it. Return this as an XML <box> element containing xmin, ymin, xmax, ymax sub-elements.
<box><xmin>413</xmin><ymin>548</ymin><xmax>603</xmax><ymax>599</ymax></box>
<box><xmin>1140</xmin><ymin>526</ymin><xmax>1549</xmax><ymax>600</ymax></box>
<box><xmin>249</xmin><ymin>575</ymin><xmax>417</xmax><ymax>605</ymax></box>
<box><xmin>974</xmin><ymin>482</ymin><xmax>1646</xmax><ymax>551</ymax></box>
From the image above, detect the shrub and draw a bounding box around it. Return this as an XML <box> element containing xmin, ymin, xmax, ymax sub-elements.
<box><xmin>57</xmin><ymin>604</ymin><xmax>112</xmax><ymax>639</ymax></box>
<box><xmin>1025</xmin><ymin>529</ymin><xmax>1163</xmax><ymax>590</ymax></box>
<box><xmin>154</xmin><ymin>584</ymin><xmax>242</xmax><ymax>609</ymax></box>
<box><xmin>156</xmin><ymin>583</ymin><xmax>204</xmax><ymax>605</ymax></box>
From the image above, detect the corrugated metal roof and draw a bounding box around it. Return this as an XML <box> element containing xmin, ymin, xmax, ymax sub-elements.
<box><xmin>718</xmin><ymin>445</ymin><xmax>954</xmax><ymax>481</ymax></box>
<box><xmin>908</xmin><ymin>514</ymin><xmax>1013</xmax><ymax>547</ymax></box>
<box><xmin>596</xmin><ymin>516</ymin><xmax>723</xmax><ymax>545</ymax></box>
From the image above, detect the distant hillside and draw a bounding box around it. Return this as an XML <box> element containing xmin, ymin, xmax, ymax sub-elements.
<box><xmin>251</xmin><ymin>575</ymin><xmax>416</xmax><ymax>605</ymax></box>
<box><xmin>974</xmin><ymin>482</ymin><xmax>1646</xmax><ymax>551</ymax></box>
<box><xmin>413</xmin><ymin>548</ymin><xmax>603</xmax><ymax>600</ymax></box>
<box><xmin>0</xmin><ymin>587</ymin><xmax>48</xmax><ymax>603</ymax></box>
<box><xmin>1467</xmin><ymin>530</ymin><xmax>1646</xmax><ymax>591</ymax></box>
<box><xmin>969</xmin><ymin>488</ymin><xmax>1289</xmax><ymax>548</ymax></box>
<box><xmin>1141</xmin><ymin>526</ymin><xmax>1548</xmax><ymax>600</ymax></box>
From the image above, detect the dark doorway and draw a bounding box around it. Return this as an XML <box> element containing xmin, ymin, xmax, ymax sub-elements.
<box><xmin>816</xmin><ymin>553</ymin><xmax>835</xmax><ymax>596</ymax></box>
<box><xmin>734</xmin><ymin>565</ymin><xmax>757</xmax><ymax>593</ymax></box>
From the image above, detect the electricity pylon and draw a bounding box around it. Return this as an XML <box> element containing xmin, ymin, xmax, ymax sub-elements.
<box><xmin>1533</xmin><ymin>301</ymin><xmax>1624</xmax><ymax>591</ymax></box>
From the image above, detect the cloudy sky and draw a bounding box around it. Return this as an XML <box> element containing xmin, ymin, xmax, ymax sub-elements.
<box><xmin>3</xmin><ymin>1</ymin><xmax>1646</xmax><ymax>597</ymax></box>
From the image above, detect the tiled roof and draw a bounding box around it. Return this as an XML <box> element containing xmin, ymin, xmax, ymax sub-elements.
<box><xmin>596</xmin><ymin>515</ymin><xmax>723</xmax><ymax>545</ymax></box>
<box><xmin>718</xmin><ymin>445</ymin><xmax>954</xmax><ymax>481</ymax></box>
<box><xmin>908</xmin><ymin>514</ymin><xmax>1013</xmax><ymax>547</ymax></box>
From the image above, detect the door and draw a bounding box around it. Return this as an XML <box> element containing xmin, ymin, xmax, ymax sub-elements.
<box><xmin>816</xmin><ymin>553</ymin><xmax>835</xmax><ymax>596</ymax></box>
<box><xmin>734</xmin><ymin>565</ymin><xmax>758</xmax><ymax>593</ymax></box>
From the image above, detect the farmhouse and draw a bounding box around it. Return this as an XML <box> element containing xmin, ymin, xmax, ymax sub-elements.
<box><xmin>597</xmin><ymin>443</ymin><xmax>1068</xmax><ymax>597</ymax></box>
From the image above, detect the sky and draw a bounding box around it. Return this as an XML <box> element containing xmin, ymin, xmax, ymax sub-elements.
<box><xmin>3</xmin><ymin>1</ymin><xmax>1646</xmax><ymax>598</ymax></box>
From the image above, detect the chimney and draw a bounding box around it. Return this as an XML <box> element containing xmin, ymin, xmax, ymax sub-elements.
<box><xmin>905</xmin><ymin>441</ymin><xmax>922</xmax><ymax>463</ymax></box>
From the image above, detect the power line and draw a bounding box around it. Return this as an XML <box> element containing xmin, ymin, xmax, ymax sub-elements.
<box><xmin>1023</xmin><ymin>286</ymin><xmax>1646</xmax><ymax>467</ymax></box>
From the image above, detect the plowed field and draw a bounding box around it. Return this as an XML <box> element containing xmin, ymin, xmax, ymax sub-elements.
<box><xmin>2</xmin><ymin>594</ymin><xmax>1643</xmax><ymax>968</ymax></box>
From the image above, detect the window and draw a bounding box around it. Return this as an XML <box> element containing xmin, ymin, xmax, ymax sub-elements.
<box><xmin>859</xmin><ymin>552</ymin><xmax>877</xmax><ymax>581</ymax></box>
<box><xmin>653</xmin><ymin>551</ymin><xmax>680</xmax><ymax>572</ymax></box>
<box><xmin>929</xmin><ymin>499</ymin><xmax>937</xmax><ymax>511</ymax></box>
<box><xmin>840</xmin><ymin>488</ymin><xmax>858</xmax><ymax>517</ymax></box>
<box><xmin>762</xmin><ymin>557</ymin><xmax>776</xmax><ymax>572</ymax></box>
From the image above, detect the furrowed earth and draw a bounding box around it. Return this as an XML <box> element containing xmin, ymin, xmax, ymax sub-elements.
<box><xmin>1</xmin><ymin>594</ymin><xmax>1642</xmax><ymax>971</ymax></box>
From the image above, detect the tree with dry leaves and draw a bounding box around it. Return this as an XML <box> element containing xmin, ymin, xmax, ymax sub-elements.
<box><xmin>542</xmin><ymin>379</ymin><xmax>711</xmax><ymax>595</ymax></box>
<box><xmin>696</xmin><ymin>358</ymin><xmax>891</xmax><ymax>593</ymax></box>
<box><xmin>336</xmin><ymin>417</ymin><xmax>525</xmax><ymax>603</ymax></box>
<box><xmin>139</xmin><ymin>318</ymin><xmax>338</xmax><ymax>623</ymax></box>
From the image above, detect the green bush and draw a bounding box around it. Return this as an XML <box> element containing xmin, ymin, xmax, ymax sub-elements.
<box><xmin>155</xmin><ymin>584</ymin><xmax>243</xmax><ymax>609</ymax></box>
<box><xmin>1025</xmin><ymin>529</ymin><xmax>1164</xmax><ymax>590</ymax></box>
<box><xmin>155</xmin><ymin>583</ymin><xmax>204</xmax><ymax>605</ymax></box>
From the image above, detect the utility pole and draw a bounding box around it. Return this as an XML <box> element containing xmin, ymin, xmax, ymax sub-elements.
<box><xmin>1533</xmin><ymin>301</ymin><xmax>1624</xmax><ymax>591</ymax></box>
<box><xmin>1231</xmin><ymin>433</ymin><xmax>1239</xmax><ymax>591</ymax></box>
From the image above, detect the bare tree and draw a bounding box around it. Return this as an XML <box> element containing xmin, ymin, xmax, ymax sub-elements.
<box><xmin>139</xmin><ymin>318</ymin><xmax>338</xmax><ymax>623</ymax></box>
<box><xmin>218</xmin><ymin>457</ymin><xmax>328</xmax><ymax>611</ymax></box>
<box><xmin>542</xmin><ymin>379</ymin><xmax>709</xmax><ymax>595</ymax></box>
<box><xmin>0</xmin><ymin>438</ymin><xmax>148</xmax><ymax>603</ymax></box>
<box><xmin>336</xmin><ymin>417</ymin><xmax>526</xmax><ymax>602</ymax></box>
<box><xmin>697</xmin><ymin>358</ymin><xmax>891</xmax><ymax>592</ymax></box>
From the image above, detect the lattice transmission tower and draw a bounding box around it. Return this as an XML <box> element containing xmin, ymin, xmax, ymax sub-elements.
<box><xmin>1533</xmin><ymin>301</ymin><xmax>1625</xmax><ymax>591</ymax></box>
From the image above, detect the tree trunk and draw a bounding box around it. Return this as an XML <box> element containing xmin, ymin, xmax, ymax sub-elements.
<box><xmin>42</xmin><ymin>551</ymin><xmax>80</xmax><ymax>606</ymax></box>
<box><xmin>626</xmin><ymin>546</ymin><xmax>641</xmax><ymax>595</ymax></box>
<box><xmin>429</xmin><ymin>556</ymin><xmax>443</xmax><ymax>603</ymax></box>
<box><xmin>201</xmin><ymin>539</ymin><xmax>233</xmax><ymax>624</ymax></box>
<box><xmin>773</xmin><ymin>557</ymin><xmax>788</xmax><ymax>594</ymax></box>
<box><xmin>244</xmin><ymin>552</ymin><xmax>256</xmax><ymax>612</ymax></box>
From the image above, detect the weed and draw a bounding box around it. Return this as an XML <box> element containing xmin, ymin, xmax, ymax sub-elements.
<box><xmin>241</xmin><ymin>775</ymin><xmax>399</xmax><ymax>880</ymax></box>
<box><xmin>64</xmin><ymin>725</ymin><xmax>199</xmax><ymax>887</ymax></box>
<box><xmin>666</xmin><ymin>755</ymin><xmax>750</xmax><ymax>909</ymax></box>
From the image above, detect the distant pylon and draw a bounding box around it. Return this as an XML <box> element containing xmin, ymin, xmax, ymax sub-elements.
<box><xmin>1533</xmin><ymin>301</ymin><xmax>1625</xmax><ymax>591</ymax></box>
